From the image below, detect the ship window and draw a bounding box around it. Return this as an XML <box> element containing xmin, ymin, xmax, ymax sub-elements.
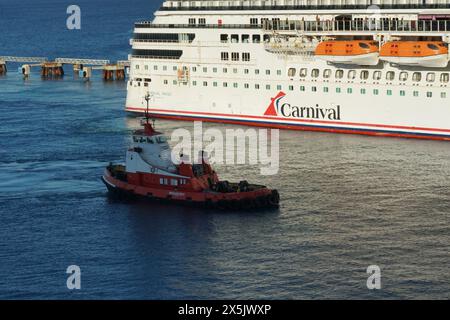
<box><xmin>299</xmin><ymin>68</ymin><xmax>308</xmax><ymax>78</ymax></box>
<box><xmin>244</xmin><ymin>83</ymin><xmax>249</xmax><ymax>89</ymax></box>
<box><xmin>252</xmin><ymin>35</ymin><xmax>261</xmax><ymax>43</ymax></box>
<box><xmin>192</xmin><ymin>81</ymin><xmax>197</xmax><ymax>86</ymax></box>
<box><xmin>221</xmin><ymin>52</ymin><xmax>229</xmax><ymax>61</ymax></box>
<box><xmin>233</xmin><ymin>68</ymin><xmax>238</xmax><ymax>74</ymax></box>
<box><xmin>413</xmin><ymin>91</ymin><xmax>419</xmax><ymax>97</ymax></box>
<box><xmin>289</xmin><ymin>85</ymin><xmax>294</xmax><ymax>91</ymax></box>
<box><xmin>336</xmin><ymin>87</ymin><xmax>341</xmax><ymax>93</ymax></box>
<box><xmin>323</xmin><ymin>69</ymin><xmax>331</xmax><ymax>79</ymax></box>
<box><xmin>312</xmin><ymin>86</ymin><xmax>317</xmax><ymax>92</ymax></box>
<box><xmin>223</xmin><ymin>82</ymin><xmax>228</xmax><ymax>87</ymax></box>
<box><xmin>213</xmin><ymin>67</ymin><xmax>217</xmax><ymax>73</ymax></box>
<box><xmin>203</xmin><ymin>81</ymin><xmax>208</xmax><ymax>87</ymax></box>
<box><xmin>131</xmin><ymin>49</ymin><xmax>183</xmax><ymax>59</ymax></box>
<box><xmin>153</xmin><ymin>65</ymin><xmax>158</xmax><ymax>71</ymax></box>
<box><xmin>232</xmin><ymin>52</ymin><xmax>240</xmax><ymax>61</ymax></box>
<box><xmin>242</xmin><ymin>35</ymin><xmax>250</xmax><ymax>43</ymax></box>
<box><xmin>441</xmin><ymin>92</ymin><xmax>447</xmax><ymax>98</ymax></box>
<box><xmin>335</xmin><ymin>70</ymin><xmax>344</xmax><ymax>79</ymax></box>
<box><xmin>171</xmin><ymin>179</ymin><xmax>178</xmax><ymax>186</ymax></box>
<box><xmin>263</xmin><ymin>35</ymin><xmax>270</xmax><ymax>43</ymax></box>
<box><xmin>135</xmin><ymin>64</ymin><xmax>139</xmax><ymax>70</ymax></box>
<box><xmin>244</xmin><ymin>69</ymin><xmax>249</xmax><ymax>74</ymax></box>
<box><xmin>324</xmin><ymin>87</ymin><xmax>329</xmax><ymax>93</ymax></box>
<box><xmin>277</xmin><ymin>85</ymin><xmax>282</xmax><ymax>90</ymax></box>
<box><xmin>223</xmin><ymin>68</ymin><xmax>228</xmax><ymax>73</ymax></box>
<box><xmin>255</xmin><ymin>69</ymin><xmax>260</xmax><ymax>75</ymax></box>
<box><xmin>242</xmin><ymin>53</ymin><xmax>251</xmax><ymax>61</ymax></box>
<box><xmin>203</xmin><ymin>67</ymin><xmax>207</xmax><ymax>72</ymax></box>
<box><xmin>427</xmin><ymin>44</ymin><xmax>439</xmax><ymax>50</ymax></box>
<box><xmin>373</xmin><ymin>71</ymin><xmax>382</xmax><ymax>81</ymax></box>
<box><xmin>146</xmin><ymin>137</ymin><xmax>152</xmax><ymax>143</ymax></box>
<box><xmin>163</xmin><ymin>66</ymin><xmax>167</xmax><ymax>71</ymax></box>
<box><xmin>300</xmin><ymin>86</ymin><xmax>305</xmax><ymax>91</ymax></box>
<box><xmin>133</xmin><ymin>136</ymin><xmax>138</xmax><ymax>142</ymax></box>
<box><xmin>311</xmin><ymin>69</ymin><xmax>320</xmax><ymax>78</ymax></box>
<box><xmin>266</xmin><ymin>70</ymin><xmax>271</xmax><ymax>75</ymax></box>
<box><xmin>386</xmin><ymin>71</ymin><xmax>395</xmax><ymax>81</ymax></box>
<box><xmin>266</xmin><ymin>84</ymin><xmax>271</xmax><ymax>90</ymax></box>
<box><xmin>361</xmin><ymin>88</ymin><xmax>366</xmax><ymax>94</ymax></box>
<box><xmin>440</xmin><ymin>73</ymin><xmax>449</xmax><ymax>83</ymax></box>
<box><xmin>360</xmin><ymin>70</ymin><xmax>369</xmax><ymax>80</ymax></box>
<box><xmin>427</xmin><ymin>73</ymin><xmax>436</xmax><ymax>82</ymax></box>
<box><xmin>347</xmin><ymin>88</ymin><xmax>353</xmax><ymax>94</ymax></box>
<box><xmin>399</xmin><ymin>72</ymin><xmax>408</xmax><ymax>81</ymax></box>
<box><xmin>413</xmin><ymin>72</ymin><xmax>422</xmax><ymax>82</ymax></box>
<box><xmin>277</xmin><ymin>70</ymin><xmax>282</xmax><ymax>76</ymax></box>
<box><xmin>173</xmin><ymin>80</ymin><xmax>177</xmax><ymax>85</ymax></box>
<box><xmin>387</xmin><ymin>90</ymin><xmax>392</xmax><ymax>96</ymax></box>
<box><xmin>374</xmin><ymin>89</ymin><xmax>379</xmax><ymax>95</ymax></box>
<box><xmin>213</xmin><ymin>82</ymin><xmax>218</xmax><ymax>87</ymax></box>
<box><xmin>220</xmin><ymin>34</ymin><xmax>229</xmax><ymax>43</ymax></box>
<box><xmin>255</xmin><ymin>84</ymin><xmax>260</xmax><ymax>89</ymax></box>
<box><xmin>231</xmin><ymin>34</ymin><xmax>239</xmax><ymax>43</ymax></box>
<box><xmin>427</xmin><ymin>92</ymin><xmax>433</xmax><ymax>98</ymax></box>
<box><xmin>144</xmin><ymin>65</ymin><xmax>148</xmax><ymax>70</ymax></box>
<box><xmin>288</xmin><ymin>68</ymin><xmax>296</xmax><ymax>77</ymax></box>
<box><xmin>359</xmin><ymin>42</ymin><xmax>370</xmax><ymax>49</ymax></box>
<box><xmin>188</xmin><ymin>18</ymin><xmax>196</xmax><ymax>26</ymax></box>
<box><xmin>348</xmin><ymin>70</ymin><xmax>356</xmax><ymax>80</ymax></box>
<box><xmin>400</xmin><ymin>90</ymin><xmax>406</xmax><ymax>96</ymax></box>
<box><xmin>164</xmin><ymin>80</ymin><xmax>168</xmax><ymax>85</ymax></box>
<box><xmin>233</xmin><ymin>83</ymin><xmax>238</xmax><ymax>88</ymax></box>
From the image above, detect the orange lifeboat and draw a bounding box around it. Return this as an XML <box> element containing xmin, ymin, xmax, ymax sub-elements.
<box><xmin>315</xmin><ymin>40</ymin><xmax>379</xmax><ymax>66</ymax></box>
<box><xmin>380</xmin><ymin>41</ymin><xmax>449</xmax><ymax>68</ymax></box>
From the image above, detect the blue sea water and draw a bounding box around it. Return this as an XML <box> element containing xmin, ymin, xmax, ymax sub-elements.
<box><xmin>0</xmin><ymin>0</ymin><xmax>449</xmax><ymax>299</ymax></box>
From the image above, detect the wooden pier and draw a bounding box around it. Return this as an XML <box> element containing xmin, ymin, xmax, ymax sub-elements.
<box><xmin>0</xmin><ymin>56</ymin><xmax>129</xmax><ymax>80</ymax></box>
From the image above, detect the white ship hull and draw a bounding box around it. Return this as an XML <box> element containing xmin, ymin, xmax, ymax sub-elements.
<box><xmin>125</xmin><ymin>1</ymin><xmax>450</xmax><ymax>141</ymax></box>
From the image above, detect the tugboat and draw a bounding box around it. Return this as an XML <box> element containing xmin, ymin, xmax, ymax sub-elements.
<box><xmin>102</xmin><ymin>95</ymin><xmax>280</xmax><ymax>210</ymax></box>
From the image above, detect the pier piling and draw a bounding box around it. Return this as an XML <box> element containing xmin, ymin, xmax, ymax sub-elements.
<box><xmin>41</xmin><ymin>62</ymin><xmax>64</xmax><ymax>78</ymax></box>
<box><xmin>0</xmin><ymin>60</ymin><xmax>6</xmax><ymax>75</ymax></box>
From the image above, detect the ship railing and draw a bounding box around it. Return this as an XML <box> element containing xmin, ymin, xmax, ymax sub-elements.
<box><xmin>262</xmin><ymin>19</ymin><xmax>450</xmax><ymax>34</ymax></box>
<box><xmin>135</xmin><ymin>20</ymin><xmax>450</xmax><ymax>33</ymax></box>
<box><xmin>158</xmin><ymin>4</ymin><xmax>450</xmax><ymax>12</ymax></box>
<box><xmin>131</xmin><ymin>54</ymin><xmax>181</xmax><ymax>60</ymax></box>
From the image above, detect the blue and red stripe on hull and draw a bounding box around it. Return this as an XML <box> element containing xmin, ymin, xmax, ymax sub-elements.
<box><xmin>126</xmin><ymin>107</ymin><xmax>450</xmax><ymax>141</ymax></box>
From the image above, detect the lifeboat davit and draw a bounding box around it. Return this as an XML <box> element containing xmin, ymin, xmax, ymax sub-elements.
<box><xmin>102</xmin><ymin>108</ymin><xmax>280</xmax><ymax>210</ymax></box>
<box><xmin>380</xmin><ymin>41</ymin><xmax>449</xmax><ymax>68</ymax></box>
<box><xmin>315</xmin><ymin>40</ymin><xmax>380</xmax><ymax>66</ymax></box>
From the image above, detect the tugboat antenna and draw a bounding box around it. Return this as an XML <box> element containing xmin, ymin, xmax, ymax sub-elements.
<box><xmin>144</xmin><ymin>93</ymin><xmax>150</xmax><ymax>124</ymax></box>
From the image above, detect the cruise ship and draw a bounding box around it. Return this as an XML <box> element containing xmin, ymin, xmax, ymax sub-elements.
<box><xmin>126</xmin><ymin>0</ymin><xmax>450</xmax><ymax>140</ymax></box>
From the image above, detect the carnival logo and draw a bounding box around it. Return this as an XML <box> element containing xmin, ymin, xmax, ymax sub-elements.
<box><xmin>264</xmin><ymin>91</ymin><xmax>341</xmax><ymax>121</ymax></box>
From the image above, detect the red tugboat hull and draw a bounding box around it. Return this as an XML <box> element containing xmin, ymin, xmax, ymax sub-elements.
<box><xmin>102</xmin><ymin>167</ymin><xmax>279</xmax><ymax>210</ymax></box>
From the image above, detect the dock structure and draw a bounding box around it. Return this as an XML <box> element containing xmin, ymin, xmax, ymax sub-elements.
<box><xmin>100</xmin><ymin>64</ymin><xmax>126</xmax><ymax>81</ymax></box>
<box><xmin>0</xmin><ymin>59</ymin><xmax>6</xmax><ymax>75</ymax></box>
<box><xmin>0</xmin><ymin>56</ymin><xmax>128</xmax><ymax>80</ymax></box>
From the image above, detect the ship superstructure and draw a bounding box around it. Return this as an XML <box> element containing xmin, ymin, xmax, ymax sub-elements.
<box><xmin>126</xmin><ymin>0</ymin><xmax>450</xmax><ymax>140</ymax></box>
